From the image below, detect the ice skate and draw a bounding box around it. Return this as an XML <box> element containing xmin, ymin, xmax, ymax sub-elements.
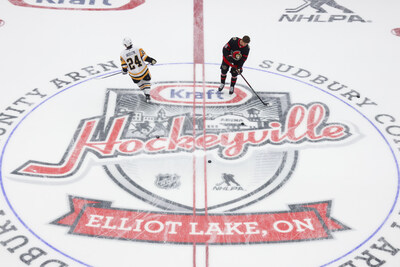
<box><xmin>218</xmin><ymin>83</ymin><xmax>224</xmax><ymax>91</ymax></box>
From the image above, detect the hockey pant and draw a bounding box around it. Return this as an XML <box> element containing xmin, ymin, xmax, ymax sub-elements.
<box><xmin>131</xmin><ymin>73</ymin><xmax>151</xmax><ymax>96</ymax></box>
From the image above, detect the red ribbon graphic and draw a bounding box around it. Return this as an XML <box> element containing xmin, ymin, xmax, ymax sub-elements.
<box><xmin>52</xmin><ymin>196</ymin><xmax>349</xmax><ymax>244</ymax></box>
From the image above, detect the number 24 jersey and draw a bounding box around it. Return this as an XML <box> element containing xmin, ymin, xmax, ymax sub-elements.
<box><xmin>120</xmin><ymin>46</ymin><xmax>150</xmax><ymax>81</ymax></box>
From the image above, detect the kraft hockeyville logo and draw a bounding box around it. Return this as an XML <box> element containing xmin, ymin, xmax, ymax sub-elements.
<box><xmin>279</xmin><ymin>0</ymin><xmax>371</xmax><ymax>23</ymax></box>
<box><xmin>3</xmin><ymin>63</ymin><xmax>400</xmax><ymax>266</ymax></box>
<box><xmin>12</xmin><ymin>82</ymin><xmax>352</xmax><ymax>179</ymax></box>
<box><xmin>9</xmin><ymin>0</ymin><xmax>144</xmax><ymax>11</ymax></box>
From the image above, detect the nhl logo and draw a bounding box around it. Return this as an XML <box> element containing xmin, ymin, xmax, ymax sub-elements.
<box><xmin>155</xmin><ymin>173</ymin><xmax>181</xmax><ymax>190</ymax></box>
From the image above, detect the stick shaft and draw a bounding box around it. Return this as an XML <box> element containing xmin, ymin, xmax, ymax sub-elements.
<box><xmin>237</xmin><ymin>71</ymin><xmax>269</xmax><ymax>106</ymax></box>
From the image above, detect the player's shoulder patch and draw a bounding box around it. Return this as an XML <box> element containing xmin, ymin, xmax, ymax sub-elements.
<box><xmin>232</xmin><ymin>37</ymin><xmax>237</xmax><ymax>41</ymax></box>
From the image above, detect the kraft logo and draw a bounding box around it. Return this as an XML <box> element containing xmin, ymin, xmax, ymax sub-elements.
<box><xmin>169</xmin><ymin>88</ymin><xmax>223</xmax><ymax>100</ymax></box>
<box><xmin>9</xmin><ymin>0</ymin><xmax>144</xmax><ymax>11</ymax></box>
<box><xmin>151</xmin><ymin>82</ymin><xmax>252</xmax><ymax>106</ymax></box>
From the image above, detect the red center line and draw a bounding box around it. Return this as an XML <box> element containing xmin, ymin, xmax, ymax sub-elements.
<box><xmin>201</xmin><ymin>60</ymin><xmax>209</xmax><ymax>267</ymax></box>
<box><xmin>194</xmin><ymin>0</ymin><xmax>209</xmax><ymax>266</ymax></box>
<box><xmin>192</xmin><ymin>62</ymin><xmax>197</xmax><ymax>267</ymax></box>
<box><xmin>193</xmin><ymin>1</ymin><xmax>200</xmax><ymax>266</ymax></box>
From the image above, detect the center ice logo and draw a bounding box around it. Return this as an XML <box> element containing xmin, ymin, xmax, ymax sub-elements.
<box><xmin>11</xmin><ymin>81</ymin><xmax>352</xmax><ymax>212</ymax></box>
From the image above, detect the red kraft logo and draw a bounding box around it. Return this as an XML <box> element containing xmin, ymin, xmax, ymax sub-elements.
<box><xmin>9</xmin><ymin>0</ymin><xmax>144</xmax><ymax>11</ymax></box>
<box><xmin>151</xmin><ymin>83</ymin><xmax>252</xmax><ymax>106</ymax></box>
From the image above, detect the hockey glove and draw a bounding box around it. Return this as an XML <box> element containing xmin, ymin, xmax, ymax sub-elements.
<box><xmin>237</xmin><ymin>67</ymin><xmax>243</xmax><ymax>74</ymax></box>
<box><xmin>227</xmin><ymin>55</ymin><xmax>235</xmax><ymax>63</ymax></box>
<box><xmin>151</xmin><ymin>59</ymin><xmax>157</xmax><ymax>65</ymax></box>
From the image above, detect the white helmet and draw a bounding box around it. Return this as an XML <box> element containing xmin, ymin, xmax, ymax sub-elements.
<box><xmin>123</xmin><ymin>37</ymin><xmax>132</xmax><ymax>48</ymax></box>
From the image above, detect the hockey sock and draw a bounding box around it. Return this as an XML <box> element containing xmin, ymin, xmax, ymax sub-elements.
<box><xmin>231</xmin><ymin>77</ymin><xmax>237</xmax><ymax>87</ymax></box>
<box><xmin>221</xmin><ymin>74</ymin><xmax>227</xmax><ymax>84</ymax></box>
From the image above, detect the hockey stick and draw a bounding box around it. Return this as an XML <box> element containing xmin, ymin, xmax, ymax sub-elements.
<box><xmin>96</xmin><ymin>70</ymin><xmax>122</xmax><ymax>79</ymax></box>
<box><xmin>235</xmin><ymin>68</ymin><xmax>270</xmax><ymax>107</ymax></box>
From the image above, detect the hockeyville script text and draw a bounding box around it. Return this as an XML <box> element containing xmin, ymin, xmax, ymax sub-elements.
<box><xmin>14</xmin><ymin>103</ymin><xmax>351</xmax><ymax>178</ymax></box>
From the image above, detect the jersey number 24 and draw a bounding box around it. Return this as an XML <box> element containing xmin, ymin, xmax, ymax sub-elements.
<box><xmin>127</xmin><ymin>55</ymin><xmax>142</xmax><ymax>70</ymax></box>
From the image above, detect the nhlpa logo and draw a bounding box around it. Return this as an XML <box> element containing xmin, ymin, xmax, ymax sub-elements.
<box><xmin>285</xmin><ymin>0</ymin><xmax>353</xmax><ymax>13</ymax></box>
<box><xmin>279</xmin><ymin>0</ymin><xmax>370</xmax><ymax>23</ymax></box>
<box><xmin>9</xmin><ymin>0</ymin><xmax>144</xmax><ymax>11</ymax></box>
<box><xmin>12</xmin><ymin>81</ymin><xmax>352</xmax><ymax>212</ymax></box>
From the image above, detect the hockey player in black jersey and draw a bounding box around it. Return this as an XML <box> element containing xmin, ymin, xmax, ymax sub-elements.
<box><xmin>218</xmin><ymin>35</ymin><xmax>250</xmax><ymax>94</ymax></box>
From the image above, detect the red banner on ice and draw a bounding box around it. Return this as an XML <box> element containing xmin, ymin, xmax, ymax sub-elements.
<box><xmin>53</xmin><ymin>196</ymin><xmax>349</xmax><ymax>244</ymax></box>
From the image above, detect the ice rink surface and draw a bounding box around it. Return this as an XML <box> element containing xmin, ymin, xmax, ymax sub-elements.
<box><xmin>1</xmin><ymin>0</ymin><xmax>400</xmax><ymax>266</ymax></box>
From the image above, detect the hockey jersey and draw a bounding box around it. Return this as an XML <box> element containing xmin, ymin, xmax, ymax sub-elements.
<box><xmin>120</xmin><ymin>46</ymin><xmax>150</xmax><ymax>80</ymax></box>
<box><xmin>222</xmin><ymin>37</ymin><xmax>250</xmax><ymax>69</ymax></box>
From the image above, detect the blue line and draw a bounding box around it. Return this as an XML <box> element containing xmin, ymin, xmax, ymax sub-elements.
<box><xmin>0</xmin><ymin>62</ymin><xmax>399</xmax><ymax>266</ymax></box>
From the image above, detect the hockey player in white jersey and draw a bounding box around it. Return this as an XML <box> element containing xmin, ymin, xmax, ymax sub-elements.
<box><xmin>120</xmin><ymin>37</ymin><xmax>157</xmax><ymax>102</ymax></box>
